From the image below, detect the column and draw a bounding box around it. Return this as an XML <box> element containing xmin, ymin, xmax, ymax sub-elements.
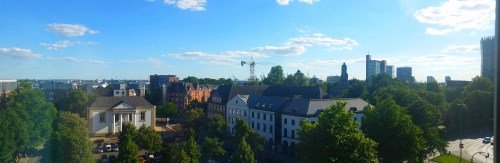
<box><xmin>112</xmin><ymin>114</ymin><xmax>116</xmax><ymax>133</ymax></box>
<box><xmin>119</xmin><ymin>114</ymin><xmax>123</xmax><ymax>132</ymax></box>
<box><xmin>134</xmin><ymin>113</ymin><xmax>137</xmax><ymax>126</ymax></box>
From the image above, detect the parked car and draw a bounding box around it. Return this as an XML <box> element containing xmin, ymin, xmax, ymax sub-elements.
<box><xmin>104</xmin><ymin>143</ymin><xmax>112</xmax><ymax>152</ymax></box>
<box><xmin>95</xmin><ymin>145</ymin><xmax>104</xmax><ymax>153</ymax></box>
<box><xmin>108</xmin><ymin>155</ymin><xmax>117</xmax><ymax>163</ymax></box>
<box><xmin>483</xmin><ymin>137</ymin><xmax>491</xmax><ymax>144</ymax></box>
<box><xmin>491</xmin><ymin>137</ymin><xmax>495</xmax><ymax>145</ymax></box>
<box><xmin>100</xmin><ymin>154</ymin><xmax>109</xmax><ymax>163</ymax></box>
<box><xmin>111</xmin><ymin>143</ymin><xmax>119</xmax><ymax>152</ymax></box>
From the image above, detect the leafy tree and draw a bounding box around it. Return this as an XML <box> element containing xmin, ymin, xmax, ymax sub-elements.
<box><xmin>262</xmin><ymin>65</ymin><xmax>285</xmax><ymax>85</ymax></box>
<box><xmin>426</xmin><ymin>81</ymin><xmax>441</xmax><ymax>93</ymax></box>
<box><xmin>163</xmin><ymin>143</ymin><xmax>184</xmax><ymax>163</ymax></box>
<box><xmin>202</xmin><ymin>137</ymin><xmax>226</xmax><ymax>162</ymax></box>
<box><xmin>363</xmin><ymin>99</ymin><xmax>425</xmax><ymax>162</ymax></box>
<box><xmin>182</xmin><ymin>108</ymin><xmax>206</xmax><ymax>129</ymax></box>
<box><xmin>341</xmin><ymin>79</ymin><xmax>368</xmax><ymax>98</ymax></box>
<box><xmin>136</xmin><ymin>125</ymin><xmax>162</xmax><ymax>153</ymax></box>
<box><xmin>208</xmin><ymin>114</ymin><xmax>228</xmax><ymax>139</ymax></box>
<box><xmin>408</xmin><ymin>100</ymin><xmax>447</xmax><ymax>155</ymax></box>
<box><xmin>157</xmin><ymin>102</ymin><xmax>178</xmax><ymax>118</ymax></box>
<box><xmin>8</xmin><ymin>82</ymin><xmax>57</xmax><ymax>147</ymax></box>
<box><xmin>184</xmin><ymin>136</ymin><xmax>201</xmax><ymax>163</ymax></box>
<box><xmin>233</xmin><ymin>119</ymin><xmax>265</xmax><ymax>159</ymax></box>
<box><xmin>118</xmin><ymin>123</ymin><xmax>140</xmax><ymax>163</ymax></box>
<box><xmin>55</xmin><ymin>89</ymin><xmax>94</xmax><ymax>118</ymax></box>
<box><xmin>463</xmin><ymin>76</ymin><xmax>493</xmax><ymax>95</ymax></box>
<box><xmin>230</xmin><ymin>138</ymin><xmax>256</xmax><ymax>163</ymax></box>
<box><xmin>297</xmin><ymin>102</ymin><xmax>378</xmax><ymax>162</ymax></box>
<box><xmin>464</xmin><ymin>90</ymin><xmax>493</xmax><ymax>130</ymax></box>
<box><xmin>183</xmin><ymin>76</ymin><xmax>200</xmax><ymax>84</ymax></box>
<box><xmin>0</xmin><ymin>108</ymin><xmax>28</xmax><ymax>162</ymax></box>
<box><xmin>145</xmin><ymin>89</ymin><xmax>162</xmax><ymax>106</ymax></box>
<box><xmin>52</xmin><ymin>111</ymin><xmax>93</xmax><ymax>162</ymax></box>
<box><xmin>283</xmin><ymin>70</ymin><xmax>309</xmax><ymax>86</ymax></box>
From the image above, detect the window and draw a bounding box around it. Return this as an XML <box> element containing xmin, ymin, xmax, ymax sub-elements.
<box><xmin>115</xmin><ymin>91</ymin><xmax>119</xmax><ymax>95</ymax></box>
<box><xmin>252</xmin><ymin>112</ymin><xmax>254</xmax><ymax>118</ymax></box>
<box><xmin>270</xmin><ymin>115</ymin><xmax>273</xmax><ymax>122</ymax></box>
<box><xmin>263</xmin><ymin>124</ymin><xmax>266</xmax><ymax>132</ymax></box>
<box><xmin>257</xmin><ymin>123</ymin><xmax>260</xmax><ymax>130</ymax></box>
<box><xmin>129</xmin><ymin>113</ymin><xmax>132</xmax><ymax>121</ymax></box>
<box><xmin>140</xmin><ymin>112</ymin><xmax>146</xmax><ymax>121</ymax></box>
<box><xmin>244</xmin><ymin>111</ymin><xmax>247</xmax><ymax>116</ymax></box>
<box><xmin>292</xmin><ymin>119</ymin><xmax>295</xmax><ymax>125</ymax></box>
<box><xmin>257</xmin><ymin>112</ymin><xmax>260</xmax><ymax>119</ymax></box>
<box><xmin>270</xmin><ymin>125</ymin><xmax>273</xmax><ymax>133</ymax></box>
<box><xmin>284</xmin><ymin>118</ymin><xmax>287</xmax><ymax>124</ymax></box>
<box><xmin>115</xmin><ymin>114</ymin><xmax>119</xmax><ymax>122</ymax></box>
<box><xmin>99</xmin><ymin>113</ymin><xmax>106</xmax><ymax>123</ymax></box>
<box><xmin>292</xmin><ymin>130</ymin><xmax>295</xmax><ymax>139</ymax></box>
<box><xmin>263</xmin><ymin>114</ymin><xmax>266</xmax><ymax>120</ymax></box>
<box><xmin>284</xmin><ymin>129</ymin><xmax>288</xmax><ymax>137</ymax></box>
<box><xmin>252</xmin><ymin>122</ymin><xmax>255</xmax><ymax>129</ymax></box>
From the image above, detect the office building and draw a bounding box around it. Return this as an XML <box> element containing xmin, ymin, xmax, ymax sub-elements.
<box><xmin>396</xmin><ymin>67</ymin><xmax>415</xmax><ymax>83</ymax></box>
<box><xmin>427</xmin><ymin>76</ymin><xmax>436</xmax><ymax>83</ymax></box>
<box><xmin>149</xmin><ymin>74</ymin><xmax>179</xmax><ymax>90</ymax></box>
<box><xmin>366</xmin><ymin>55</ymin><xmax>388</xmax><ymax>80</ymax></box>
<box><xmin>481</xmin><ymin>36</ymin><xmax>494</xmax><ymax>81</ymax></box>
<box><xmin>386</xmin><ymin>65</ymin><xmax>395</xmax><ymax>78</ymax></box>
<box><xmin>0</xmin><ymin>80</ymin><xmax>17</xmax><ymax>97</ymax></box>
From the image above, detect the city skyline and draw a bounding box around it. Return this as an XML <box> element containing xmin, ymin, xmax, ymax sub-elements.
<box><xmin>0</xmin><ymin>0</ymin><xmax>495</xmax><ymax>82</ymax></box>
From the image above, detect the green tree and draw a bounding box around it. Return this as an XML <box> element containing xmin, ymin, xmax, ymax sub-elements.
<box><xmin>52</xmin><ymin>111</ymin><xmax>93</xmax><ymax>162</ymax></box>
<box><xmin>184</xmin><ymin>136</ymin><xmax>201</xmax><ymax>163</ymax></box>
<box><xmin>426</xmin><ymin>81</ymin><xmax>441</xmax><ymax>93</ymax></box>
<box><xmin>145</xmin><ymin>89</ymin><xmax>162</xmax><ymax>106</ymax></box>
<box><xmin>262</xmin><ymin>65</ymin><xmax>285</xmax><ymax>85</ymax></box>
<box><xmin>464</xmin><ymin>90</ymin><xmax>493</xmax><ymax>130</ymax></box>
<box><xmin>0</xmin><ymin>108</ymin><xmax>28</xmax><ymax>162</ymax></box>
<box><xmin>463</xmin><ymin>76</ymin><xmax>493</xmax><ymax>95</ymax></box>
<box><xmin>297</xmin><ymin>102</ymin><xmax>378</xmax><ymax>162</ymax></box>
<box><xmin>202</xmin><ymin>137</ymin><xmax>226</xmax><ymax>162</ymax></box>
<box><xmin>208</xmin><ymin>114</ymin><xmax>228</xmax><ymax>139</ymax></box>
<box><xmin>118</xmin><ymin>123</ymin><xmax>140</xmax><ymax>163</ymax></box>
<box><xmin>55</xmin><ymin>89</ymin><xmax>94</xmax><ymax>118</ymax></box>
<box><xmin>341</xmin><ymin>79</ymin><xmax>368</xmax><ymax>98</ymax></box>
<box><xmin>230</xmin><ymin>138</ymin><xmax>256</xmax><ymax>163</ymax></box>
<box><xmin>233</xmin><ymin>119</ymin><xmax>265</xmax><ymax>159</ymax></box>
<box><xmin>183</xmin><ymin>108</ymin><xmax>206</xmax><ymax>129</ymax></box>
<box><xmin>8</xmin><ymin>82</ymin><xmax>57</xmax><ymax>147</ymax></box>
<box><xmin>174</xmin><ymin>149</ymin><xmax>190</xmax><ymax>163</ymax></box>
<box><xmin>136</xmin><ymin>125</ymin><xmax>162</xmax><ymax>153</ymax></box>
<box><xmin>408</xmin><ymin>100</ymin><xmax>447</xmax><ymax>155</ymax></box>
<box><xmin>157</xmin><ymin>102</ymin><xmax>178</xmax><ymax>118</ymax></box>
<box><xmin>183</xmin><ymin>76</ymin><xmax>200</xmax><ymax>84</ymax></box>
<box><xmin>283</xmin><ymin>70</ymin><xmax>309</xmax><ymax>86</ymax></box>
<box><xmin>363</xmin><ymin>99</ymin><xmax>426</xmax><ymax>162</ymax></box>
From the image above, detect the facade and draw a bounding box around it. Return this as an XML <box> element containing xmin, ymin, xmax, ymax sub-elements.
<box><xmin>226</xmin><ymin>95</ymin><xmax>250</xmax><ymax>134</ymax></box>
<box><xmin>0</xmin><ymin>80</ymin><xmax>17</xmax><ymax>97</ymax></box>
<box><xmin>481</xmin><ymin>36</ymin><xmax>494</xmax><ymax>81</ymax></box>
<box><xmin>87</xmin><ymin>97</ymin><xmax>156</xmax><ymax>136</ymax></box>
<box><xmin>37</xmin><ymin>80</ymin><xmax>74</xmax><ymax>102</ymax></box>
<box><xmin>149</xmin><ymin>74</ymin><xmax>179</xmax><ymax>90</ymax></box>
<box><xmin>247</xmin><ymin>96</ymin><xmax>289</xmax><ymax>145</ymax></box>
<box><xmin>280</xmin><ymin>98</ymin><xmax>368</xmax><ymax>148</ymax></box>
<box><xmin>396</xmin><ymin>67</ymin><xmax>415</xmax><ymax>83</ymax></box>
<box><xmin>207</xmin><ymin>85</ymin><xmax>268</xmax><ymax>118</ymax></box>
<box><xmin>386</xmin><ymin>65</ymin><xmax>395</xmax><ymax>78</ymax></box>
<box><xmin>366</xmin><ymin>55</ymin><xmax>388</xmax><ymax>80</ymax></box>
<box><xmin>165</xmin><ymin>82</ymin><xmax>212</xmax><ymax>109</ymax></box>
<box><xmin>326</xmin><ymin>76</ymin><xmax>341</xmax><ymax>83</ymax></box>
<box><xmin>427</xmin><ymin>76</ymin><xmax>436</xmax><ymax>83</ymax></box>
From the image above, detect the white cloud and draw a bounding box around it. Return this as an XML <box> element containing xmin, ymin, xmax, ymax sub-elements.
<box><xmin>414</xmin><ymin>0</ymin><xmax>495</xmax><ymax>35</ymax></box>
<box><xmin>0</xmin><ymin>47</ymin><xmax>43</xmax><ymax>58</ymax></box>
<box><xmin>147</xmin><ymin>58</ymin><xmax>166</xmax><ymax>67</ymax></box>
<box><xmin>164</xmin><ymin>0</ymin><xmax>206</xmax><ymax>11</ymax></box>
<box><xmin>276</xmin><ymin>0</ymin><xmax>319</xmax><ymax>6</ymax></box>
<box><xmin>252</xmin><ymin>45</ymin><xmax>307</xmax><ymax>56</ymax></box>
<box><xmin>167</xmin><ymin>51</ymin><xmax>239</xmax><ymax>65</ymax></box>
<box><xmin>442</xmin><ymin>44</ymin><xmax>480</xmax><ymax>53</ymax></box>
<box><xmin>45</xmin><ymin>57</ymin><xmax>110</xmax><ymax>64</ymax></box>
<box><xmin>88</xmin><ymin>59</ymin><xmax>110</xmax><ymax>64</ymax></box>
<box><xmin>63</xmin><ymin>57</ymin><xmax>81</xmax><ymax>62</ymax></box>
<box><xmin>40</xmin><ymin>40</ymin><xmax>76</xmax><ymax>50</ymax></box>
<box><xmin>287</xmin><ymin>33</ymin><xmax>359</xmax><ymax>50</ymax></box>
<box><xmin>47</xmin><ymin>23</ymin><xmax>98</xmax><ymax>37</ymax></box>
<box><xmin>425</xmin><ymin>28</ymin><xmax>453</xmax><ymax>35</ymax></box>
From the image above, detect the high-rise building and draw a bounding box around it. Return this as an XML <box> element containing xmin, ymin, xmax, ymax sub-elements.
<box><xmin>386</xmin><ymin>65</ymin><xmax>395</xmax><ymax>78</ymax></box>
<box><xmin>333</xmin><ymin>63</ymin><xmax>349</xmax><ymax>96</ymax></box>
<box><xmin>326</xmin><ymin>76</ymin><xmax>341</xmax><ymax>83</ymax></box>
<box><xmin>445</xmin><ymin>76</ymin><xmax>451</xmax><ymax>83</ymax></box>
<box><xmin>366</xmin><ymin>55</ymin><xmax>388</xmax><ymax>80</ymax></box>
<box><xmin>0</xmin><ymin>80</ymin><xmax>17</xmax><ymax>97</ymax></box>
<box><xmin>396</xmin><ymin>67</ymin><xmax>414</xmax><ymax>83</ymax></box>
<box><xmin>149</xmin><ymin>74</ymin><xmax>179</xmax><ymax>90</ymax></box>
<box><xmin>481</xmin><ymin>36</ymin><xmax>494</xmax><ymax>81</ymax></box>
<box><xmin>427</xmin><ymin>76</ymin><xmax>436</xmax><ymax>83</ymax></box>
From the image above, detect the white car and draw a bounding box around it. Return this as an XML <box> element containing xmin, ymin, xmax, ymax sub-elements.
<box><xmin>105</xmin><ymin>144</ymin><xmax>112</xmax><ymax>152</ymax></box>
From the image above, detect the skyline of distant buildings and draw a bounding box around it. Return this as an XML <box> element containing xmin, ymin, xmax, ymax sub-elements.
<box><xmin>481</xmin><ymin>36</ymin><xmax>494</xmax><ymax>82</ymax></box>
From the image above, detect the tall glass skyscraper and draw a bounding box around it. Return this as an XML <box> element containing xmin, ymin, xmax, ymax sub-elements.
<box><xmin>366</xmin><ymin>55</ymin><xmax>388</xmax><ymax>80</ymax></box>
<box><xmin>480</xmin><ymin>36</ymin><xmax>494</xmax><ymax>81</ymax></box>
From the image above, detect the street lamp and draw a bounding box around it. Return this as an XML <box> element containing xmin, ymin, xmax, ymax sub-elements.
<box><xmin>471</xmin><ymin>152</ymin><xmax>490</xmax><ymax>163</ymax></box>
<box><xmin>457</xmin><ymin>103</ymin><xmax>466</xmax><ymax>163</ymax></box>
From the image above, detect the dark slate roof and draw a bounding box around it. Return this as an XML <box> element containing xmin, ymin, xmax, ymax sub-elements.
<box><xmin>90</xmin><ymin>97</ymin><xmax>154</xmax><ymax>109</ymax></box>
<box><xmin>229</xmin><ymin>86</ymin><xmax>268</xmax><ymax>103</ymax></box>
<box><xmin>246</xmin><ymin>95</ymin><xmax>289</xmax><ymax>112</ymax></box>
<box><xmin>262</xmin><ymin>85</ymin><xmax>326</xmax><ymax>99</ymax></box>
<box><xmin>281</xmin><ymin>98</ymin><xmax>369</xmax><ymax>117</ymax></box>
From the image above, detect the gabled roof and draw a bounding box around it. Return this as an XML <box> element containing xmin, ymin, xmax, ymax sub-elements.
<box><xmin>246</xmin><ymin>95</ymin><xmax>289</xmax><ymax>112</ymax></box>
<box><xmin>90</xmin><ymin>97</ymin><xmax>154</xmax><ymax>109</ymax></box>
<box><xmin>281</xmin><ymin>98</ymin><xmax>369</xmax><ymax>117</ymax></box>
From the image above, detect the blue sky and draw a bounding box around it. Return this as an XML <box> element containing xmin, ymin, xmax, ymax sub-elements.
<box><xmin>0</xmin><ymin>0</ymin><xmax>495</xmax><ymax>82</ymax></box>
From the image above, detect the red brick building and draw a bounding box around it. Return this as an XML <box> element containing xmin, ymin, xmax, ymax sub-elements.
<box><xmin>165</xmin><ymin>82</ymin><xmax>211</xmax><ymax>109</ymax></box>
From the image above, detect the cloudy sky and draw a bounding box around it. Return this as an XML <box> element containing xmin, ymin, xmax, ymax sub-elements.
<box><xmin>0</xmin><ymin>0</ymin><xmax>495</xmax><ymax>82</ymax></box>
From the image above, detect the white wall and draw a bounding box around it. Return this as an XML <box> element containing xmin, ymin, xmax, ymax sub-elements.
<box><xmin>281</xmin><ymin>114</ymin><xmax>318</xmax><ymax>146</ymax></box>
<box><xmin>226</xmin><ymin>95</ymin><xmax>249</xmax><ymax>134</ymax></box>
<box><xmin>249</xmin><ymin>109</ymin><xmax>275</xmax><ymax>142</ymax></box>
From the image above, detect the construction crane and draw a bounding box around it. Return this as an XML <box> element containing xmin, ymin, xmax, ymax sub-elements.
<box><xmin>241</xmin><ymin>57</ymin><xmax>257</xmax><ymax>82</ymax></box>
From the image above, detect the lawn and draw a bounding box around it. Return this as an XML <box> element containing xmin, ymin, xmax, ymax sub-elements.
<box><xmin>431</xmin><ymin>154</ymin><xmax>470</xmax><ymax>163</ymax></box>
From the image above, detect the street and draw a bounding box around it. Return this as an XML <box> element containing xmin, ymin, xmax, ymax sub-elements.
<box><xmin>447</xmin><ymin>137</ymin><xmax>494</xmax><ymax>163</ymax></box>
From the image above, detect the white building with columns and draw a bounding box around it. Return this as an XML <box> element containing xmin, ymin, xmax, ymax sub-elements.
<box><xmin>87</xmin><ymin>97</ymin><xmax>156</xmax><ymax>136</ymax></box>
